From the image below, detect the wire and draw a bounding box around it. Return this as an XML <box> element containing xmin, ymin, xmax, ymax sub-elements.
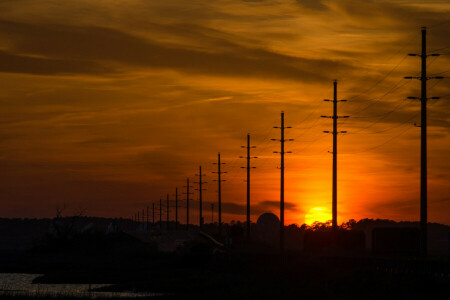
<box><xmin>427</xmin><ymin>20</ymin><xmax>450</xmax><ymax>29</ymax></box>
<box><xmin>345</xmin><ymin>123</ymin><xmax>415</xmax><ymax>155</ymax></box>
<box><xmin>347</xmin><ymin>55</ymin><xmax>408</xmax><ymax>102</ymax></box>
<box><xmin>428</xmin><ymin>45</ymin><xmax>450</xmax><ymax>53</ymax></box>
<box><xmin>348</xmin><ymin>78</ymin><xmax>411</xmax><ymax>115</ymax></box>
<box><xmin>429</xmin><ymin>69</ymin><xmax>450</xmax><ymax>76</ymax></box>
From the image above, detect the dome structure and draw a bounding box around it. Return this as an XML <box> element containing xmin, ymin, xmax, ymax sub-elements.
<box><xmin>256</xmin><ymin>213</ymin><xmax>280</xmax><ymax>247</ymax></box>
<box><xmin>257</xmin><ymin>212</ymin><xmax>280</xmax><ymax>228</ymax></box>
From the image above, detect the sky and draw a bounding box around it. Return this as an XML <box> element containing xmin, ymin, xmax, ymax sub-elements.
<box><xmin>0</xmin><ymin>0</ymin><xmax>449</xmax><ymax>225</ymax></box>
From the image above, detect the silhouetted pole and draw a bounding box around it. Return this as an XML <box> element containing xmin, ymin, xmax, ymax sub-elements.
<box><xmin>175</xmin><ymin>188</ymin><xmax>178</xmax><ymax>230</ymax></box>
<box><xmin>213</xmin><ymin>152</ymin><xmax>227</xmax><ymax>235</ymax></box>
<box><xmin>421</xmin><ymin>30</ymin><xmax>427</xmax><ymax>256</ymax></box>
<box><xmin>405</xmin><ymin>26</ymin><xmax>442</xmax><ymax>257</ymax></box>
<box><xmin>159</xmin><ymin>198</ymin><xmax>162</xmax><ymax>229</ymax></box>
<box><xmin>195</xmin><ymin>166</ymin><xmax>207</xmax><ymax>228</ymax></box>
<box><xmin>184</xmin><ymin>178</ymin><xmax>194</xmax><ymax>230</ymax></box>
<box><xmin>241</xmin><ymin>134</ymin><xmax>257</xmax><ymax>242</ymax></box>
<box><xmin>272</xmin><ymin>111</ymin><xmax>293</xmax><ymax>251</ymax></box>
<box><xmin>146</xmin><ymin>206</ymin><xmax>149</xmax><ymax>231</ymax></box>
<box><xmin>322</xmin><ymin>80</ymin><xmax>348</xmax><ymax>231</ymax></box>
<box><xmin>166</xmin><ymin>194</ymin><xmax>170</xmax><ymax>230</ymax></box>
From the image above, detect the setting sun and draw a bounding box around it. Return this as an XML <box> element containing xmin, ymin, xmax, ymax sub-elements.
<box><xmin>304</xmin><ymin>207</ymin><xmax>331</xmax><ymax>225</ymax></box>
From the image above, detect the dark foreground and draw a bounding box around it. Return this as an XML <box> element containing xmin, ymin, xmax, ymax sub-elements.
<box><xmin>0</xmin><ymin>247</ymin><xmax>448</xmax><ymax>300</ymax></box>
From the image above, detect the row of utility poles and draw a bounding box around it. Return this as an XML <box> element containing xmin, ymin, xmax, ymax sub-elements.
<box><xmin>130</xmin><ymin>28</ymin><xmax>440</xmax><ymax>255</ymax></box>
<box><xmin>129</xmin><ymin>110</ymin><xmax>296</xmax><ymax>250</ymax></box>
<box><xmin>130</xmin><ymin>152</ymin><xmax>227</xmax><ymax>234</ymax></box>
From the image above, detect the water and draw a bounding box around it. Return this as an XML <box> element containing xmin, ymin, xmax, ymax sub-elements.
<box><xmin>0</xmin><ymin>273</ymin><xmax>160</xmax><ymax>298</ymax></box>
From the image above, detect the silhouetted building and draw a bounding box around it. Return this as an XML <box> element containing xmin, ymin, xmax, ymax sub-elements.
<box><xmin>304</xmin><ymin>230</ymin><xmax>365</xmax><ymax>254</ymax></box>
<box><xmin>372</xmin><ymin>227</ymin><xmax>420</xmax><ymax>255</ymax></box>
<box><xmin>255</xmin><ymin>213</ymin><xmax>280</xmax><ymax>248</ymax></box>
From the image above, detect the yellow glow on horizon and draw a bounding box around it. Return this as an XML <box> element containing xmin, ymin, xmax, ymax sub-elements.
<box><xmin>304</xmin><ymin>207</ymin><xmax>331</xmax><ymax>225</ymax></box>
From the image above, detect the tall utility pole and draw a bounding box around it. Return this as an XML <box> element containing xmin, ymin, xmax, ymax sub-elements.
<box><xmin>152</xmin><ymin>202</ymin><xmax>155</xmax><ymax>225</ymax></box>
<box><xmin>195</xmin><ymin>166</ymin><xmax>207</xmax><ymax>228</ymax></box>
<box><xmin>146</xmin><ymin>206</ymin><xmax>149</xmax><ymax>231</ymax></box>
<box><xmin>241</xmin><ymin>134</ymin><xmax>257</xmax><ymax>242</ymax></box>
<box><xmin>159</xmin><ymin>198</ymin><xmax>162</xmax><ymax>229</ymax></box>
<box><xmin>272</xmin><ymin>111</ymin><xmax>293</xmax><ymax>251</ymax></box>
<box><xmin>212</xmin><ymin>152</ymin><xmax>227</xmax><ymax>235</ymax></box>
<box><xmin>166</xmin><ymin>194</ymin><xmax>170</xmax><ymax>230</ymax></box>
<box><xmin>183</xmin><ymin>178</ymin><xmax>194</xmax><ymax>230</ymax></box>
<box><xmin>175</xmin><ymin>188</ymin><xmax>179</xmax><ymax>230</ymax></box>
<box><xmin>321</xmin><ymin>80</ymin><xmax>349</xmax><ymax>231</ymax></box>
<box><xmin>405</xmin><ymin>26</ymin><xmax>442</xmax><ymax>257</ymax></box>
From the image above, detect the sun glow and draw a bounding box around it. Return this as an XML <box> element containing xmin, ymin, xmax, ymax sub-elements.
<box><xmin>304</xmin><ymin>207</ymin><xmax>331</xmax><ymax>225</ymax></box>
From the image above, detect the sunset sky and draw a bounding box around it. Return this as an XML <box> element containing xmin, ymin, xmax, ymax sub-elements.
<box><xmin>0</xmin><ymin>0</ymin><xmax>449</xmax><ymax>225</ymax></box>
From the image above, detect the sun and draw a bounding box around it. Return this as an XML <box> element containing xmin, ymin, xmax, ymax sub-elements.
<box><xmin>304</xmin><ymin>207</ymin><xmax>331</xmax><ymax>225</ymax></box>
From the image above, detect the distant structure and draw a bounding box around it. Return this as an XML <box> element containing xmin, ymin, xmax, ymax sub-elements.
<box><xmin>256</xmin><ymin>213</ymin><xmax>280</xmax><ymax>247</ymax></box>
<box><xmin>107</xmin><ymin>221</ymin><xmax>119</xmax><ymax>233</ymax></box>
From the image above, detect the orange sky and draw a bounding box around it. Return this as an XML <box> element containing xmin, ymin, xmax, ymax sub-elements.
<box><xmin>0</xmin><ymin>0</ymin><xmax>449</xmax><ymax>225</ymax></box>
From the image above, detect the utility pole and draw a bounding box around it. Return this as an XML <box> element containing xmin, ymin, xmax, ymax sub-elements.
<box><xmin>195</xmin><ymin>166</ymin><xmax>207</xmax><ymax>228</ymax></box>
<box><xmin>241</xmin><ymin>134</ymin><xmax>257</xmax><ymax>242</ymax></box>
<box><xmin>159</xmin><ymin>198</ymin><xmax>162</xmax><ymax>229</ymax></box>
<box><xmin>166</xmin><ymin>194</ymin><xmax>170</xmax><ymax>230</ymax></box>
<box><xmin>405</xmin><ymin>26</ymin><xmax>442</xmax><ymax>257</ymax></box>
<box><xmin>212</xmin><ymin>152</ymin><xmax>227</xmax><ymax>235</ymax></box>
<box><xmin>183</xmin><ymin>178</ymin><xmax>194</xmax><ymax>230</ymax></box>
<box><xmin>321</xmin><ymin>80</ymin><xmax>349</xmax><ymax>231</ymax></box>
<box><xmin>272</xmin><ymin>111</ymin><xmax>293</xmax><ymax>251</ymax></box>
<box><xmin>175</xmin><ymin>188</ymin><xmax>179</xmax><ymax>230</ymax></box>
<box><xmin>146</xmin><ymin>206</ymin><xmax>149</xmax><ymax>231</ymax></box>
